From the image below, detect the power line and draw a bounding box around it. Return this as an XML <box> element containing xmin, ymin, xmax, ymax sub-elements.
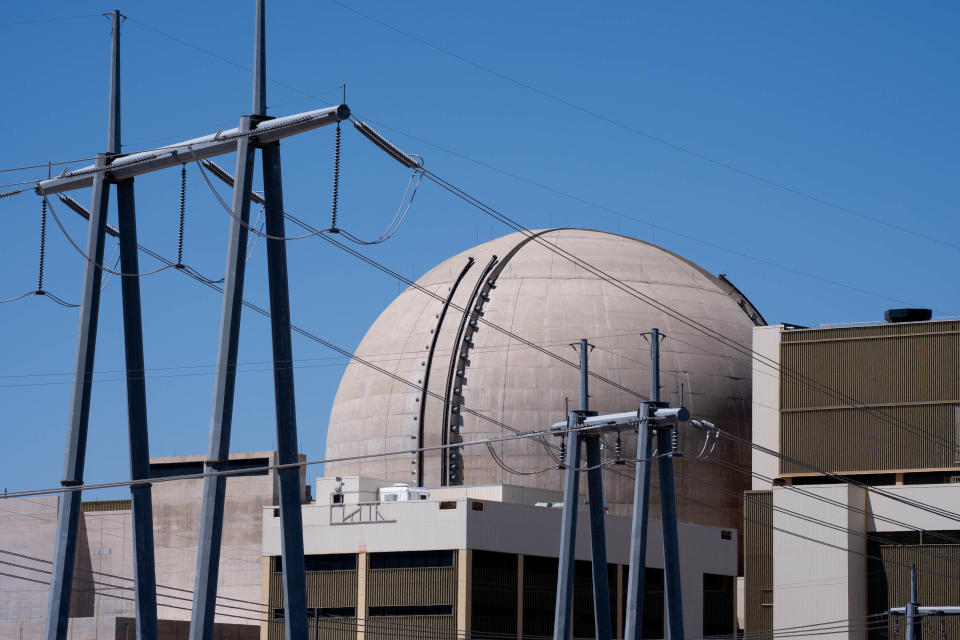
<box><xmin>330</xmin><ymin>1</ymin><xmax>959</xmax><ymax>253</ymax></box>
<box><xmin>53</xmin><ymin>12</ymin><xmax>942</xmax><ymax>313</ymax></box>
<box><xmin>0</xmin><ymin>14</ymin><xmax>101</xmax><ymax>28</ymax></box>
<box><xmin>416</xmin><ymin>167</ymin><xmax>960</xmax><ymax>460</ymax></box>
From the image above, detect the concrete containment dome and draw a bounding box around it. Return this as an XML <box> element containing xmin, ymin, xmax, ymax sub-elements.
<box><xmin>325</xmin><ymin>229</ymin><xmax>763</xmax><ymax>531</ymax></box>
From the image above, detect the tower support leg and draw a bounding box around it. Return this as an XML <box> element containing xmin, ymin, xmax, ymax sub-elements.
<box><xmin>261</xmin><ymin>141</ymin><xmax>308</xmax><ymax>640</ymax></box>
<box><xmin>585</xmin><ymin>435</ymin><xmax>612</xmax><ymax>640</ymax></box>
<box><xmin>624</xmin><ymin>404</ymin><xmax>652</xmax><ymax>640</ymax></box>
<box><xmin>553</xmin><ymin>419</ymin><xmax>581</xmax><ymax>640</ymax></box>
<box><xmin>44</xmin><ymin>157</ymin><xmax>110</xmax><ymax>640</ymax></box>
<box><xmin>656</xmin><ymin>430</ymin><xmax>685</xmax><ymax>640</ymax></box>
<box><xmin>117</xmin><ymin>179</ymin><xmax>159</xmax><ymax>640</ymax></box>
<box><xmin>189</xmin><ymin>116</ymin><xmax>257</xmax><ymax>640</ymax></box>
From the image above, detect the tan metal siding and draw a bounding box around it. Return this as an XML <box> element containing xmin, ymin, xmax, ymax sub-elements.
<box><xmin>743</xmin><ymin>490</ymin><xmax>772</xmax><ymax>635</ymax></box>
<box><xmin>82</xmin><ymin>499</ymin><xmax>131</xmax><ymax>512</ymax></box>
<box><xmin>364</xmin><ymin>615</ymin><xmax>457</xmax><ymax>639</ymax></box>
<box><xmin>366</xmin><ymin>566</ymin><xmax>458</xmax><ymax>607</ymax></box>
<box><xmin>267</xmin><ymin>619</ymin><xmax>357</xmax><ymax>640</ymax></box>
<box><xmin>878</xmin><ymin>545</ymin><xmax>960</xmax><ymax>640</ymax></box>
<box><xmin>268</xmin><ymin>570</ymin><xmax>358</xmax><ymax>608</ymax></box>
<box><xmin>780</xmin><ymin>321</ymin><xmax>960</xmax><ymax>474</ymax></box>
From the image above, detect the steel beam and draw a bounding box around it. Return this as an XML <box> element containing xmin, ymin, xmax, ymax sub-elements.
<box><xmin>262</xmin><ymin>141</ymin><xmax>308</xmax><ymax>640</ymax></box>
<box><xmin>656</xmin><ymin>430</ymin><xmax>685</xmax><ymax>640</ymax></box>
<box><xmin>35</xmin><ymin>105</ymin><xmax>348</xmax><ymax>195</ymax></box>
<box><xmin>552</xmin><ymin>416</ymin><xmax>581</xmax><ymax>640</ymax></box>
<box><xmin>623</xmin><ymin>404</ymin><xmax>652</xmax><ymax>640</ymax></box>
<box><xmin>44</xmin><ymin>156</ymin><xmax>110</xmax><ymax>640</ymax></box>
<box><xmin>116</xmin><ymin>179</ymin><xmax>159</xmax><ymax>640</ymax></box>
<box><xmin>188</xmin><ymin>116</ymin><xmax>257</xmax><ymax>640</ymax></box>
<box><xmin>584</xmin><ymin>435</ymin><xmax>612</xmax><ymax>640</ymax></box>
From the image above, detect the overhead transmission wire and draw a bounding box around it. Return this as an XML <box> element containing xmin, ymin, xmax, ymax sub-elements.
<box><xmin>122</xmin><ymin>142</ymin><xmax>960</xmax><ymax>532</ymax></box>
<box><xmin>1</xmin><ymin>190</ymin><xmax>78</xmax><ymax>308</ymax></box>
<box><xmin>330</xmin><ymin>0</ymin><xmax>960</xmax><ymax>254</ymax></box>
<box><xmin>416</xmin><ymin>164</ymin><xmax>960</xmax><ymax>463</ymax></box>
<box><xmin>703</xmin><ymin>454</ymin><xmax>960</xmax><ymax>549</ymax></box>
<box><xmin>338</xmin><ymin>118</ymin><xmax>960</xmax><ymax>490</ymax></box>
<box><xmin>11</xmin><ymin>17</ymin><xmax>956</xmax><ymax>596</ymax></box>
<box><xmin>605</xmin><ymin>455</ymin><xmax>960</xmax><ymax>589</ymax></box>
<box><xmin>0</xmin><ymin>548</ymin><xmax>893</xmax><ymax>640</ymax></box>
<box><xmin>341</xmin><ymin>112</ymin><xmax>960</xmax><ymax>468</ymax></box>
<box><xmin>0</xmin><ymin>420</ymin><xmax>602</xmax><ymax>500</ymax></box>
<box><xmin>1</xmin><ymin>16</ymin><xmax>944</xmax><ymax>636</ymax></box>
<box><xmin>200</xmin><ymin>157</ymin><xmax>646</xmax><ymax>405</ymax></box>
<box><xmin>79</xmin><ymin>13</ymin><xmax>929</xmax><ymax>311</ymax></box>
<box><xmin>15</xmin><ymin>114</ymin><xmax>960</xmax><ymax>540</ymax></box>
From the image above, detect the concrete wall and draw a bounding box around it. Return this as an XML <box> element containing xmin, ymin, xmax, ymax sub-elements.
<box><xmin>0</xmin><ymin>450</ymin><xmax>287</xmax><ymax>637</ymax></box>
<box><xmin>751</xmin><ymin>325</ymin><xmax>782</xmax><ymax>490</ymax></box>
<box><xmin>772</xmin><ymin>484</ymin><xmax>867</xmax><ymax>640</ymax></box>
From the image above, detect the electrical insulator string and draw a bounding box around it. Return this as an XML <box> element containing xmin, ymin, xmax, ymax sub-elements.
<box><xmin>177</xmin><ymin>163</ymin><xmax>186</xmax><ymax>266</ymax></box>
<box><xmin>330</xmin><ymin>122</ymin><xmax>341</xmax><ymax>232</ymax></box>
<box><xmin>37</xmin><ymin>197</ymin><xmax>47</xmax><ymax>293</ymax></box>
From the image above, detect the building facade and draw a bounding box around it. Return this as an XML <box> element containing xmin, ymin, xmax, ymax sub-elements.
<box><xmin>262</xmin><ymin>477</ymin><xmax>739</xmax><ymax>640</ymax></box>
<box><xmin>745</xmin><ymin>319</ymin><xmax>960</xmax><ymax>640</ymax></box>
<box><xmin>0</xmin><ymin>451</ymin><xmax>302</xmax><ymax>639</ymax></box>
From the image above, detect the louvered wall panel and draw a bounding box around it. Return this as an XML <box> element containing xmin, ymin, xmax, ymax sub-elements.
<box><xmin>366</xmin><ymin>566</ymin><xmax>457</xmax><ymax>607</ymax></box>
<box><xmin>267</xmin><ymin>619</ymin><xmax>358</xmax><ymax>640</ymax></box>
<box><xmin>780</xmin><ymin>321</ymin><xmax>960</xmax><ymax>474</ymax></box>
<box><xmin>365</xmin><ymin>615</ymin><xmax>457</xmax><ymax>639</ymax></box>
<box><xmin>268</xmin><ymin>570</ymin><xmax>358</xmax><ymax>608</ymax></box>
<box><xmin>743</xmin><ymin>491</ymin><xmax>772</xmax><ymax>635</ymax></box>
<box><xmin>878</xmin><ymin>545</ymin><xmax>960</xmax><ymax>640</ymax></box>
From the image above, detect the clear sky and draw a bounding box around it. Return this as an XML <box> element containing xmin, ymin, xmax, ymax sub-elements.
<box><xmin>0</xmin><ymin>1</ymin><xmax>957</xmax><ymax>498</ymax></box>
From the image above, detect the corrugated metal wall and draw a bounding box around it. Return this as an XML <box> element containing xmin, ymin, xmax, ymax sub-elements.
<box><xmin>743</xmin><ymin>491</ymin><xmax>772</xmax><ymax>635</ymax></box>
<box><xmin>366</xmin><ymin>566</ymin><xmax>457</xmax><ymax>607</ymax></box>
<box><xmin>780</xmin><ymin>321</ymin><xmax>960</xmax><ymax>474</ymax></box>
<box><xmin>267</xmin><ymin>556</ymin><xmax>359</xmax><ymax>640</ymax></box>
<box><xmin>878</xmin><ymin>545</ymin><xmax>960</xmax><ymax>640</ymax></box>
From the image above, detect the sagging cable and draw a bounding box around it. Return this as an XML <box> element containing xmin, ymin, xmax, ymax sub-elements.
<box><xmin>352</xmin><ymin>120</ymin><xmax>423</xmax><ymax>169</ymax></box>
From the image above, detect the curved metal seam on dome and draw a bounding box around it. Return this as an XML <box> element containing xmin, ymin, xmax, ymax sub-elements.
<box><xmin>416</xmin><ymin>256</ymin><xmax>475</xmax><ymax>486</ymax></box>
<box><xmin>717</xmin><ymin>273</ymin><xmax>767</xmax><ymax>326</ymax></box>
<box><xmin>442</xmin><ymin>228</ymin><xmax>560</xmax><ymax>485</ymax></box>
<box><xmin>441</xmin><ymin>256</ymin><xmax>498</xmax><ymax>486</ymax></box>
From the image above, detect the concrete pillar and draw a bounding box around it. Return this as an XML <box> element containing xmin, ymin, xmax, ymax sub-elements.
<box><xmin>260</xmin><ymin>556</ymin><xmax>271</xmax><ymax>640</ymax></box>
<box><xmin>457</xmin><ymin>549</ymin><xmax>472</xmax><ymax>639</ymax></box>
<box><xmin>357</xmin><ymin>553</ymin><xmax>368</xmax><ymax>640</ymax></box>
<box><xmin>516</xmin><ymin>554</ymin><xmax>524</xmax><ymax>640</ymax></box>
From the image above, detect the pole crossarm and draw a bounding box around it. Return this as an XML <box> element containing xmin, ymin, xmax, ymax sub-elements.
<box><xmin>890</xmin><ymin>607</ymin><xmax>960</xmax><ymax>616</ymax></box>
<box><xmin>35</xmin><ymin>105</ymin><xmax>349</xmax><ymax>195</ymax></box>
<box><xmin>550</xmin><ymin>405</ymin><xmax>691</xmax><ymax>434</ymax></box>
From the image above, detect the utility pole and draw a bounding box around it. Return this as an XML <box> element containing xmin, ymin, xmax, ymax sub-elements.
<box><xmin>553</xmin><ymin>340</ymin><xmax>611</xmax><ymax>640</ymax></box>
<box><xmin>906</xmin><ymin>564</ymin><xmax>920</xmax><ymax>640</ymax></box>
<box><xmin>889</xmin><ymin>564</ymin><xmax>959</xmax><ymax>638</ymax></box>
<box><xmin>624</xmin><ymin>326</ymin><xmax>659</xmax><ymax>640</ymax></box>
<box><xmin>624</xmin><ymin>327</ymin><xmax>687</xmax><ymax>640</ymax></box>
<box><xmin>188</xmin><ymin>1</ymin><xmax>312</xmax><ymax>639</ymax></box>
<box><xmin>45</xmin><ymin>11</ymin><xmax>159</xmax><ymax>640</ymax></box>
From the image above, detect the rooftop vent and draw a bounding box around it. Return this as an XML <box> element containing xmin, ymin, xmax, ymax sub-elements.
<box><xmin>884</xmin><ymin>308</ymin><xmax>932</xmax><ymax>323</ymax></box>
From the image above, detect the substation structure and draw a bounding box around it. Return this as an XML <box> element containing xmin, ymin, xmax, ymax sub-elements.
<box><xmin>546</xmin><ymin>336</ymin><xmax>718</xmax><ymax>640</ymax></box>
<box><xmin>33</xmin><ymin>4</ymin><xmax>347</xmax><ymax>640</ymax></box>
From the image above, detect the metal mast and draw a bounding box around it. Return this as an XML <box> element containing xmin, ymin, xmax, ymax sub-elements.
<box><xmin>189</xmin><ymin>1</ymin><xmax>309</xmax><ymax>638</ymax></box>
<box><xmin>45</xmin><ymin>10</ymin><xmax>160</xmax><ymax>640</ymax></box>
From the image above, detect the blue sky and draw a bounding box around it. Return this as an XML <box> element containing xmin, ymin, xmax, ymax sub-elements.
<box><xmin>1</xmin><ymin>1</ymin><xmax>957</xmax><ymax>497</ymax></box>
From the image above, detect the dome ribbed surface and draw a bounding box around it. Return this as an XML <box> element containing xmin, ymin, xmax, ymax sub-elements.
<box><xmin>325</xmin><ymin>229</ymin><xmax>761</xmax><ymax>530</ymax></box>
